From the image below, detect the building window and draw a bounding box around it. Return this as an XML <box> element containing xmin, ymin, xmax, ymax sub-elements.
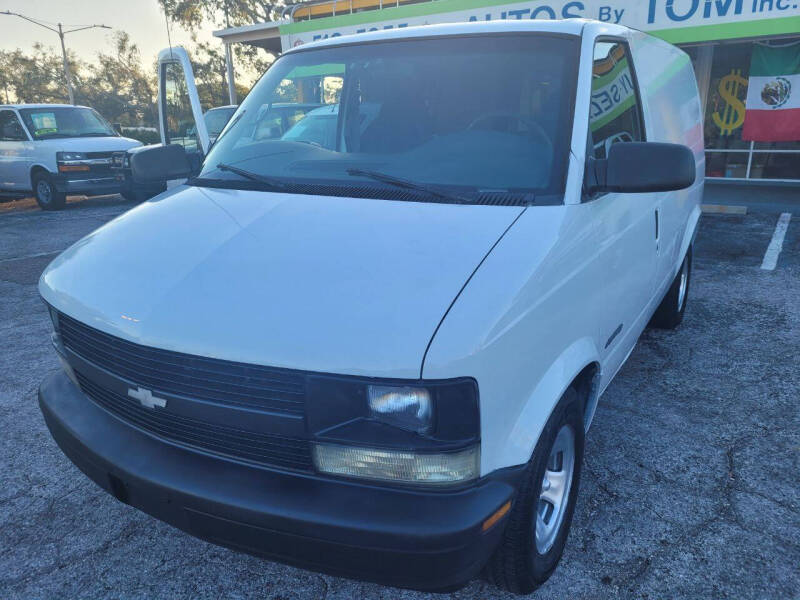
<box><xmin>700</xmin><ymin>39</ymin><xmax>800</xmax><ymax>181</ymax></box>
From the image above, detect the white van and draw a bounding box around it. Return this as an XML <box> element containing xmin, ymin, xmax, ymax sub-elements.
<box><xmin>0</xmin><ymin>104</ymin><xmax>141</xmax><ymax>209</ymax></box>
<box><xmin>38</xmin><ymin>20</ymin><xmax>703</xmax><ymax>594</ymax></box>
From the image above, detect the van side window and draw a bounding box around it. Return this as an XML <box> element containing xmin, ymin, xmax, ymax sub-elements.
<box><xmin>0</xmin><ymin>110</ymin><xmax>27</xmax><ymax>141</ymax></box>
<box><xmin>590</xmin><ymin>41</ymin><xmax>644</xmax><ymax>159</ymax></box>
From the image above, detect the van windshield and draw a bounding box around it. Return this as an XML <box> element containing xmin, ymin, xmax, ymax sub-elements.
<box><xmin>204</xmin><ymin>107</ymin><xmax>237</xmax><ymax>139</ymax></box>
<box><xmin>19</xmin><ymin>107</ymin><xmax>116</xmax><ymax>140</ymax></box>
<box><xmin>201</xmin><ymin>34</ymin><xmax>579</xmax><ymax>200</ymax></box>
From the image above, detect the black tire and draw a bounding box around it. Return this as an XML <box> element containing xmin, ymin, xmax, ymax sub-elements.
<box><xmin>485</xmin><ymin>387</ymin><xmax>585</xmax><ymax>595</ymax></box>
<box><xmin>33</xmin><ymin>172</ymin><xmax>66</xmax><ymax>211</ymax></box>
<box><xmin>649</xmin><ymin>246</ymin><xmax>692</xmax><ymax>330</ymax></box>
<box><xmin>121</xmin><ymin>189</ymin><xmax>146</xmax><ymax>202</ymax></box>
<box><xmin>122</xmin><ymin>184</ymin><xmax>165</xmax><ymax>203</ymax></box>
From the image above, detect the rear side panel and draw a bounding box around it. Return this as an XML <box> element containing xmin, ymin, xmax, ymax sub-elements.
<box><xmin>628</xmin><ymin>32</ymin><xmax>704</xmax><ymax>291</ymax></box>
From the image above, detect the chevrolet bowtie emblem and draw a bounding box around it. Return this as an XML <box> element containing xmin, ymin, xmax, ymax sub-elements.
<box><xmin>128</xmin><ymin>386</ymin><xmax>167</xmax><ymax>409</ymax></box>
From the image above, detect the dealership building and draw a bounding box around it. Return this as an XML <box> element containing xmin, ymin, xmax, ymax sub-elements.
<box><xmin>215</xmin><ymin>0</ymin><xmax>800</xmax><ymax>200</ymax></box>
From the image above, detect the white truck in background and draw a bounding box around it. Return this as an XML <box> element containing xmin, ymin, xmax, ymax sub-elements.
<box><xmin>0</xmin><ymin>104</ymin><xmax>140</xmax><ymax>210</ymax></box>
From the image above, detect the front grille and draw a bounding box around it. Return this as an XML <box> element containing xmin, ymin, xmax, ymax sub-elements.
<box><xmin>86</xmin><ymin>166</ymin><xmax>113</xmax><ymax>177</ymax></box>
<box><xmin>76</xmin><ymin>152</ymin><xmax>114</xmax><ymax>176</ymax></box>
<box><xmin>75</xmin><ymin>371</ymin><xmax>313</xmax><ymax>471</ymax></box>
<box><xmin>57</xmin><ymin>313</ymin><xmax>306</xmax><ymax>416</ymax></box>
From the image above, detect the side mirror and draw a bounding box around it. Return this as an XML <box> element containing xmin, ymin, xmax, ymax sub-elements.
<box><xmin>113</xmin><ymin>122</ymin><xmax>123</xmax><ymax>135</ymax></box>
<box><xmin>586</xmin><ymin>142</ymin><xmax>696</xmax><ymax>195</ymax></box>
<box><xmin>129</xmin><ymin>144</ymin><xmax>192</xmax><ymax>185</ymax></box>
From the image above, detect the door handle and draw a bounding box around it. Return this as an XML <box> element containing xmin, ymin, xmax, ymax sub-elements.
<box><xmin>654</xmin><ymin>209</ymin><xmax>660</xmax><ymax>241</ymax></box>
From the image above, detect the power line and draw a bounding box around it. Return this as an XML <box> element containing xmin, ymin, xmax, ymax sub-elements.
<box><xmin>3</xmin><ymin>13</ymin><xmax>96</xmax><ymax>28</ymax></box>
<box><xmin>0</xmin><ymin>10</ymin><xmax>111</xmax><ymax>105</ymax></box>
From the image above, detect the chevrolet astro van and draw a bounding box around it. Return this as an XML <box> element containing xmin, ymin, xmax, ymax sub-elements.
<box><xmin>38</xmin><ymin>20</ymin><xmax>703</xmax><ymax>594</ymax></box>
<box><xmin>0</xmin><ymin>104</ymin><xmax>141</xmax><ymax>209</ymax></box>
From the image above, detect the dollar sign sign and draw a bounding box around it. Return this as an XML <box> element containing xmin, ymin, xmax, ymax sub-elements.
<box><xmin>712</xmin><ymin>69</ymin><xmax>748</xmax><ymax>136</ymax></box>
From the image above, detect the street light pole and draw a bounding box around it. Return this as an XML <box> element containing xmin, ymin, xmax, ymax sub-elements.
<box><xmin>57</xmin><ymin>23</ymin><xmax>76</xmax><ymax>105</ymax></box>
<box><xmin>0</xmin><ymin>11</ymin><xmax>110</xmax><ymax>105</ymax></box>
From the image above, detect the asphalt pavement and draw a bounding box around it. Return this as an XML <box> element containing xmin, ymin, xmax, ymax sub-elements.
<box><xmin>1</xmin><ymin>194</ymin><xmax>798</xmax><ymax>599</ymax></box>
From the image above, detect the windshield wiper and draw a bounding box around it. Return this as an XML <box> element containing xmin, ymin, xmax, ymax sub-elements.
<box><xmin>215</xmin><ymin>163</ymin><xmax>288</xmax><ymax>190</ymax></box>
<box><xmin>346</xmin><ymin>168</ymin><xmax>473</xmax><ymax>204</ymax></box>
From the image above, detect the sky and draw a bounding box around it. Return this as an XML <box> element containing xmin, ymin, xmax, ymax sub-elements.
<box><xmin>0</xmin><ymin>0</ymin><xmax>218</xmax><ymax>67</ymax></box>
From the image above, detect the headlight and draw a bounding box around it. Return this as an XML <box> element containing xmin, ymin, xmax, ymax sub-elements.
<box><xmin>312</xmin><ymin>443</ymin><xmax>479</xmax><ymax>485</ymax></box>
<box><xmin>368</xmin><ymin>385</ymin><xmax>432</xmax><ymax>434</ymax></box>
<box><xmin>56</xmin><ymin>152</ymin><xmax>87</xmax><ymax>162</ymax></box>
<box><xmin>305</xmin><ymin>376</ymin><xmax>480</xmax><ymax>486</ymax></box>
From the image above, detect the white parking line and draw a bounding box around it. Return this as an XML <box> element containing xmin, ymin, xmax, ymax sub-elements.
<box><xmin>760</xmin><ymin>213</ymin><xmax>792</xmax><ymax>271</ymax></box>
<box><xmin>0</xmin><ymin>250</ymin><xmax>60</xmax><ymax>264</ymax></box>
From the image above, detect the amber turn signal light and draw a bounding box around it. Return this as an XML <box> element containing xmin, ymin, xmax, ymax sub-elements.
<box><xmin>482</xmin><ymin>500</ymin><xmax>511</xmax><ymax>532</ymax></box>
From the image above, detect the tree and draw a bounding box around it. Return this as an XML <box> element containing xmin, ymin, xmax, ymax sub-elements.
<box><xmin>0</xmin><ymin>2</ymin><xmax>279</xmax><ymax>126</ymax></box>
<box><xmin>0</xmin><ymin>44</ymin><xmax>80</xmax><ymax>104</ymax></box>
<box><xmin>0</xmin><ymin>33</ymin><xmax>157</xmax><ymax>129</ymax></box>
<box><xmin>159</xmin><ymin>0</ymin><xmax>285</xmax><ymax>29</ymax></box>
<box><xmin>189</xmin><ymin>40</ymin><xmax>251</xmax><ymax>109</ymax></box>
<box><xmin>159</xmin><ymin>0</ymin><xmax>277</xmax><ymax>89</ymax></box>
<box><xmin>77</xmin><ymin>32</ymin><xmax>157</xmax><ymax>127</ymax></box>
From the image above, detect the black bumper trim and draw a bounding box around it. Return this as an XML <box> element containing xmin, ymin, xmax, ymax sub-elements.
<box><xmin>39</xmin><ymin>371</ymin><xmax>523</xmax><ymax>591</ymax></box>
<box><xmin>52</xmin><ymin>174</ymin><xmax>123</xmax><ymax>196</ymax></box>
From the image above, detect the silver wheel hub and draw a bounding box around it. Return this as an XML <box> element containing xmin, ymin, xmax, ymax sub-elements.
<box><xmin>535</xmin><ymin>424</ymin><xmax>575</xmax><ymax>554</ymax></box>
<box><xmin>37</xmin><ymin>181</ymin><xmax>51</xmax><ymax>203</ymax></box>
<box><xmin>677</xmin><ymin>257</ymin><xmax>688</xmax><ymax>311</ymax></box>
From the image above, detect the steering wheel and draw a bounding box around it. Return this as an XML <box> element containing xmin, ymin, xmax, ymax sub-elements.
<box><xmin>467</xmin><ymin>112</ymin><xmax>550</xmax><ymax>148</ymax></box>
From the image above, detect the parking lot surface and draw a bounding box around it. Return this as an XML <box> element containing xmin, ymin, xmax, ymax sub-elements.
<box><xmin>1</xmin><ymin>195</ymin><xmax>798</xmax><ymax>599</ymax></box>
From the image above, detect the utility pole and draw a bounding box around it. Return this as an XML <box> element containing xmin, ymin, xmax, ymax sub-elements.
<box><xmin>0</xmin><ymin>11</ymin><xmax>110</xmax><ymax>105</ymax></box>
<box><xmin>223</xmin><ymin>1</ymin><xmax>237</xmax><ymax>105</ymax></box>
<box><xmin>57</xmin><ymin>24</ymin><xmax>76</xmax><ymax>105</ymax></box>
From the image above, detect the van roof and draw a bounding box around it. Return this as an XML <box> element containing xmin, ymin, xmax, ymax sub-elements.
<box><xmin>283</xmin><ymin>19</ymin><xmax>605</xmax><ymax>55</ymax></box>
<box><xmin>0</xmin><ymin>104</ymin><xmax>91</xmax><ymax>110</ymax></box>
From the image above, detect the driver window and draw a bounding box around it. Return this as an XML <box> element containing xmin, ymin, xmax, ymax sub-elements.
<box><xmin>162</xmin><ymin>61</ymin><xmax>199</xmax><ymax>152</ymax></box>
<box><xmin>590</xmin><ymin>41</ymin><xmax>644</xmax><ymax>159</ymax></box>
<box><xmin>0</xmin><ymin>110</ymin><xmax>27</xmax><ymax>141</ymax></box>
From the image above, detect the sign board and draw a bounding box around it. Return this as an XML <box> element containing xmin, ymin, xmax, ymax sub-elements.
<box><xmin>279</xmin><ymin>0</ymin><xmax>800</xmax><ymax>49</ymax></box>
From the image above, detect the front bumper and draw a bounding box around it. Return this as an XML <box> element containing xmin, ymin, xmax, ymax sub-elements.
<box><xmin>53</xmin><ymin>174</ymin><xmax>124</xmax><ymax>196</ymax></box>
<box><xmin>39</xmin><ymin>371</ymin><xmax>521</xmax><ymax>591</ymax></box>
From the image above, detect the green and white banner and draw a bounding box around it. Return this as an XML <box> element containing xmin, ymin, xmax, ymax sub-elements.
<box><xmin>590</xmin><ymin>56</ymin><xmax>636</xmax><ymax>132</ymax></box>
<box><xmin>280</xmin><ymin>0</ymin><xmax>800</xmax><ymax>49</ymax></box>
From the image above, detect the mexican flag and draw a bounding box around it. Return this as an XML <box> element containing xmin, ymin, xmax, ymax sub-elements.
<box><xmin>742</xmin><ymin>44</ymin><xmax>800</xmax><ymax>142</ymax></box>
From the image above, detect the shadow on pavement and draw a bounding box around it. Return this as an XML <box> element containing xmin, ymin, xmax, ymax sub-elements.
<box><xmin>0</xmin><ymin>194</ymin><xmax>135</xmax><ymax>216</ymax></box>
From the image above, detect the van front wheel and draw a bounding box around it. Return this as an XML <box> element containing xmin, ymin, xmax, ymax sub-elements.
<box><xmin>33</xmin><ymin>172</ymin><xmax>66</xmax><ymax>211</ymax></box>
<box><xmin>484</xmin><ymin>387</ymin><xmax>584</xmax><ymax>594</ymax></box>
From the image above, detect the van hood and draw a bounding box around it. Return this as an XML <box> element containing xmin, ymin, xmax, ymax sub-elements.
<box><xmin>41</xmin><ymin>136</ymin><xmax>141</xmax><ymax>152</ymax></box>
<box><xmin>40</xmin><ymin>185</ymin><xmax>523</xmax><ymax>379</ymax></box>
